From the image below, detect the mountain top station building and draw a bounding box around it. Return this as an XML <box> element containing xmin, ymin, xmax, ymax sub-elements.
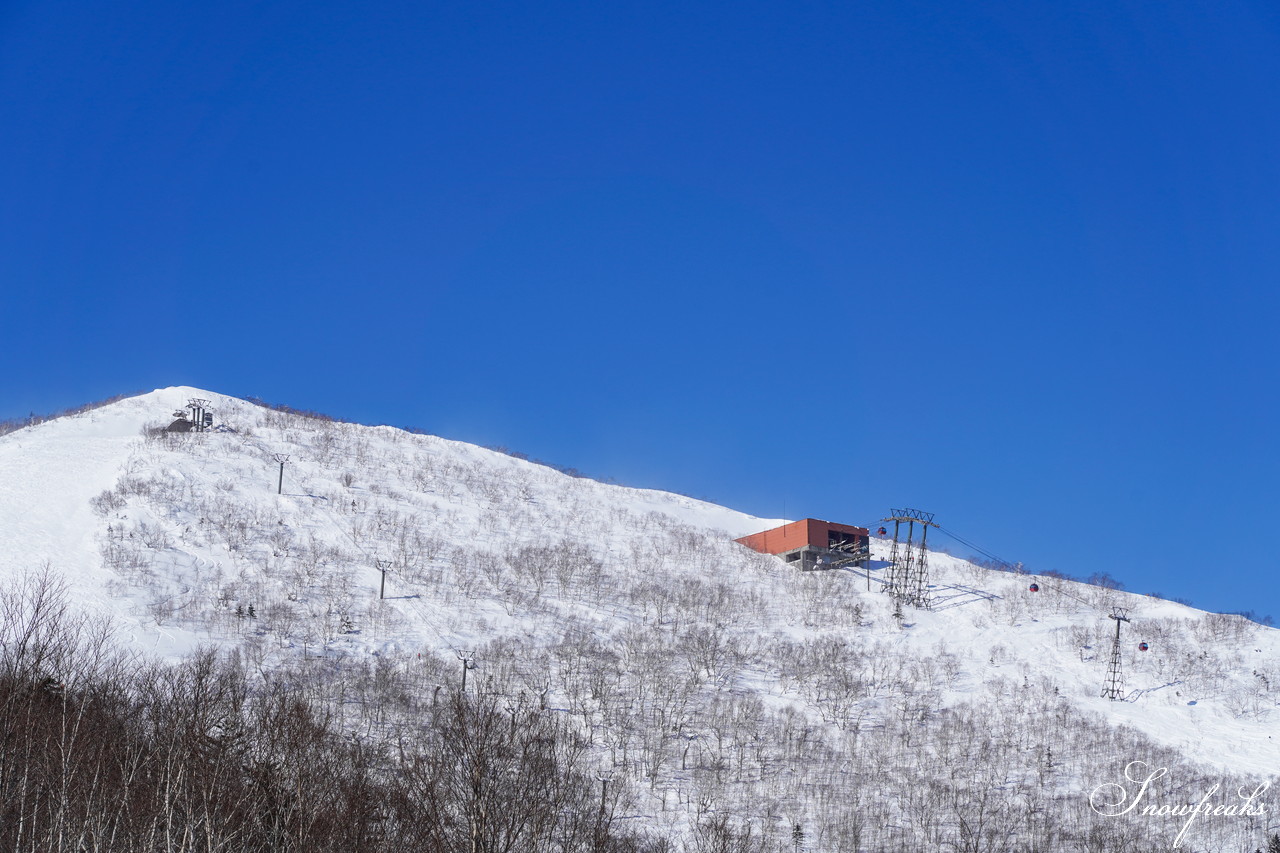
<box><xmin>735</xmin><ymin>518</ymin><xmax>870</xmax><ymax>570</ymax></box>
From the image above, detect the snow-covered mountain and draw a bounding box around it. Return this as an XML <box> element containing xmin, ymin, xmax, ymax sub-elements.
<box><xmin>2</xmin><ymin>387</ymin><xmax>1276</xmax><ymax>851</ymax></box>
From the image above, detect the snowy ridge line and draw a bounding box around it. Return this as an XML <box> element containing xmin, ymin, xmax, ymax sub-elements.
<box><xmin>0</xmin><ymin>386</ymin><xmax>1278</xmax><ymax>851</ymax></box>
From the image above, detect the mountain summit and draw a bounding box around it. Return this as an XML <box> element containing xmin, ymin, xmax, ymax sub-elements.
<box><xmin>1</xmin><ymin>387</ymin><xmax>1275</xmax><ymax>850</ymax></box>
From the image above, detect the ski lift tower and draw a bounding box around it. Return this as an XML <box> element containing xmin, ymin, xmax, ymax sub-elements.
<box><xmin>882</xmin><ymin>508</ymin><xmax>938</xmax><ymax>610</ymax></box>
<box><xmin>1102</xmin><ymin>607</ymin><xmax>1131</xmax><ymax>701</ymax></box>
<box><xmin>186</xmin><ymin>399</ymin><xmax>214</xmax><ymax>432</ymax></box>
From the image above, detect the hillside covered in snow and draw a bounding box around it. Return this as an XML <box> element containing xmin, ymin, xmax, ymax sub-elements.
<box><xmin>1</xmin><ymin>386</ymin><xmax>1277</xmax><ymax>851</ymax></box>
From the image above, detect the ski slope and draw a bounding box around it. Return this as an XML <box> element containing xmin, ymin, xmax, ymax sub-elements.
<box><xmin>1</xmin><ymin>386</ymin><xmax>1276</xmax><ymax>849</ymax></box>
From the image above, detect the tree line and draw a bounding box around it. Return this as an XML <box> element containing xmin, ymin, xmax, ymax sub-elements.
<box><xmin>0</xmin><ymin>571</ymin><xmax>688</xmax><ymax>853</ymax></box>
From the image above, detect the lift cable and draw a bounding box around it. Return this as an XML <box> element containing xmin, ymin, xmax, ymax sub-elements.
<box><xmin>928</xmin><ymin>521</ymin><xmax>1143</xmax><ymax>698</ymax></box>
<box><xmin>933</xmin><ymin>525</ymin><xmax>1016</xmax><ymax>571</ymax></box>
<box><xmin>931</xmin><ymin>524</ymin><xmax>1102</xmax><ymax>612</ymax></box>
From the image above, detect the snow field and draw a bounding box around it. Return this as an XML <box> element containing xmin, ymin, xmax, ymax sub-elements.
<box><xmin>1</xmin><ymin>386</ymin><xmax>1277</xmax><ymax>850</ymax></box>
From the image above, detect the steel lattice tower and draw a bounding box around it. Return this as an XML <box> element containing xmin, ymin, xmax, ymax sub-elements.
<box><xmin>883</xmin><ymin>508</ymin><xmax>937</xmax><ymax>609</ymax></box>
<box><xmin>1102</xmin><ymin>607</ymin><xmax>1130</xmax><ymax>701</ymax></box>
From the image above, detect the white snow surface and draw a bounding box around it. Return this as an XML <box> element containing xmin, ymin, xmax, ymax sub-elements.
<box><xmin>2</xmin><ymin>386</ymin><xmax>1278</xmax><ymax>831</ymax></box>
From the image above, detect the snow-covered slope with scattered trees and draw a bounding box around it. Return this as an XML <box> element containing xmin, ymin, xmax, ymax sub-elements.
<box><xmin>2</xmin><ymin>387</ymin><xmax>1277</xmax><ymax>851</ymax></box>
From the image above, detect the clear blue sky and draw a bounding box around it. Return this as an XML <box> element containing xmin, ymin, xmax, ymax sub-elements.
<box><xmin>3</xmin><ymin>1</ymin><xmax>1278</xmax><ymax>618</ymax></box>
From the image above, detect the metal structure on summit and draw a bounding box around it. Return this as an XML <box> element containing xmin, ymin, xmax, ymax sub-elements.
<box><xmin>186</xmin><ymin>398</ymin><xmax>214</xmax><ymax>432</ymax></box>
<box><xmin>883</xmin><ymin>507</ymin><xmax>937</xmax><ymax>610</ymax></box>
<box><xmin>1101</xmin><ymin>607</ymin><xmax>1130</xmax><ymax>700</ymax></box>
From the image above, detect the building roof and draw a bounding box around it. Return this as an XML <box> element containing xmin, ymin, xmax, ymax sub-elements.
<box><xmin>734</xmin><ymin>518</ymin><xmax>869</xmax><ymax>555</ymax></box>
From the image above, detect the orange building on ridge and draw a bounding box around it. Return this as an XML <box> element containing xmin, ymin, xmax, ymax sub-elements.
<box><xmin>735</xmin><ymin>518</ymin><xmax>869</xmax><ymax>571</ymax></box>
